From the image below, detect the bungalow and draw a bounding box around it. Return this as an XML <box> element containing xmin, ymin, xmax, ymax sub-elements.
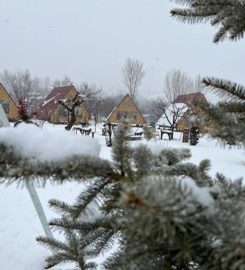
<box><xmin>156</xmin><ymin>92</ymin><xmax>208</xmax><ymax>132</ymax></box>
<box><xmin>37</xmin><ymin>85</ymin><xmax>89</xmax><ymax>124</ymax></box>
<box><xmin>174</xmin><ymin>92</ymin><xmax>207</xmax><ymax>131</ymax></box>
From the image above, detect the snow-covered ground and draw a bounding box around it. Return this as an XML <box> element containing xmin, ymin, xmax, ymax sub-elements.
<box><xmin>0</xmin><ymin>123</ymin><xmax>244</xmax><ymax>270</ymax></box>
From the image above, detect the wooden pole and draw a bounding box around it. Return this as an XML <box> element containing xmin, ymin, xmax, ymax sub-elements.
<box><xmin>0</xmin><ymin>106</ymin><xmax>53</xmax><ymax>240</ymax></box>
<box><xmin>26</xmin><ymin>180</ymin><xmax>53</xmax><ymax>239</ymax></box>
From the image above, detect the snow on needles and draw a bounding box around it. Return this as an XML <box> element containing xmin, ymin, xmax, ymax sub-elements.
<box><xmin>181</xmin><ymin>177</ymin><xmax>214</xmax><ymax>213</ymax></box>
<box><xmin>0</xmin><ymin>124</ymin><xmax>100</xmax><ymax>162</ymax></box>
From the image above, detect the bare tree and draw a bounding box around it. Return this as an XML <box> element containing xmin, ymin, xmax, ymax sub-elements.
<box><xmin>163</xmin><ymin>70</ymin><xmax>205</xmax><ymax>104</ymax></box>
<box><xmin>99</xmin><ymin>94</ymin><xmax>124</xmax><ymax>119</ymax></box>
<box><xmin>151</xmin><ymin>98</ymin><xmax>168</xmax><ymax>119</ymax></box>
<box><xmin>163</xmin><ymin>69</ymin><xmax>194</xmax><ymax>103</ymax></box>
<box><xmin>58</xmin><ymin>83</ymin><xmax>102</xmax><ymax>130</ymax></box>
<box><xmin>52</xmin><ymin>75</ymin><xmax>73</xmax><ymax>88</ymax></box>
<box><xmin>157</xmin><ymin>102</ymin><xmax>188</xmax><ymax>133</ymax></box>
<box><xmin>122</xmin><ymin>58</ymin><xmax>145</xmax><ymax>100</ymax></box>
<box><xmin>0</xmin><ymin>69</ymin><xmax>49</xmax><ymax>113</ymax></box>
<box><xmin>79</xmin><ymin>82</ymin><xmax>124</xmax><ymax>120</ymax></box>
<box><xmin>78</xmin><ymin>82</ymin><xmax>102</xmax><ymax>122</ymax></box>
<box><xmin>192</xmin><ymin>75</ymin><xmax>205</xmax><ymax>93</ymax></box>
<box><xmin>152</xmin><ymin>70</ymin><xmax>203</xmax><ymax>136</ymax></box>
<box><xmin>59</xmin><ymin>93</ymin><xmax>84</xmax><ymax>130</ymax></box>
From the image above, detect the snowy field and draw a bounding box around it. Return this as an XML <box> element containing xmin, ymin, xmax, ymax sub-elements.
<box><xmin>0</xmin><ymin>123</ymin><xmax>244</xmax><ymax>270</ymax></box>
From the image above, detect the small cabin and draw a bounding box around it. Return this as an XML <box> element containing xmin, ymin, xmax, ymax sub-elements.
<box><xmin>174</xmin><ymin>92</ymin><xmax>207</xmax><ymax>132</ymax></box>
<box><xmin>156</xmin><ymin>92</ymin><xmax>208</xmax><ymax>132</ymax></box>
<box><xmin>106</xmin><ymin>94</ymin><xmax>145</xmax><ymax>126</ymax></box>
<box><xmin>0</xmin><ymin>83</ymin><xmax>18</xmax><ymax>121</ymax></box>
<box><xmin>37</xmin><ymin>85</ymin><xmax>89</xmax><ymax>124</ymax></box>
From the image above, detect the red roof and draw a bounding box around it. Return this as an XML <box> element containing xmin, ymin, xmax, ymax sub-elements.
<box><xmin>36</xmin><ymin>85</ymin><xmax>76</xmax><ymax>119</ymax></box>
<box><xmin>174</xmin><ymin>92</ymin><xmax>206</xmax><ymax>105</ymax></box>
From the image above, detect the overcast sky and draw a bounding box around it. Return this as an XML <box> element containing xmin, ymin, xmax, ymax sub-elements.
<box><xmin>0</xmin><ymin>0</ymin><xmax>244</xmax><ymax>98</ymax></box>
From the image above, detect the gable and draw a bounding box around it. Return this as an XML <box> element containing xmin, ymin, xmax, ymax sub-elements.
<box><xmin>117</xmin><ymin>95</ymin><xmax>136</xmax><ymax>111</ymax></box>
<box><xmin>0</xmin><ymin>84</ymin><xmax>18</xmax><ymax>120</ymax></box>
<box><xmin>106</xmin><ymin>94</ymin><xmax>145</xmax><ymax>125</ymax></box>
<box><xmin>0</xmin><ymin>84</ymin><xmax>16</xmax><ymax>104</ymax></box>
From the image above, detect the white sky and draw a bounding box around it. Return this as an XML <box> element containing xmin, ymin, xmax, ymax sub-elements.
<box><xmin>0</xmin><ymin>0</ymin><xmax>244</xmax><ymax>98</ymax></box>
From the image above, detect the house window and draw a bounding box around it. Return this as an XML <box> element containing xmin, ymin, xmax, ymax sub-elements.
<box><xmin>117</xmin><ymin>111</ymin><xmax>126</xmax><ymax>120</ymax></box>
<box><xmin>116</xmin><ymin>111</ymin><xmax>137</xmax><ymax>121</ymax></box>
<box><xmin>59</xmin><ymin>106</ymin><xmax>68</xmax><ymax>116</ymax></box>
<box><xmin>0</xmin><ymin>100</ymin><xmax>9</xmax><ymax>114</ymax></box>
<box><xmin>129</xmin><ymin>112</ymin><xmax>137</xmax><ymax>120</ymax></box>
<box><xmin>122</xmin><ymin>98</ymin><xmax>132</xmax><ymax>108</ymax></box>
<box><xmin>75</xmin><ymin>107</ymin><xmax>82</xmax><ymax>116</ymax></box>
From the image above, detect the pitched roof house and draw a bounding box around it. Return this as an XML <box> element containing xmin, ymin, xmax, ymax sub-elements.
<box><xmin>37</xmin><ymin>85</ymin><xmax>89</xmax><ymax>124</ymax></box>
<box><xmin>175</xmin><ymin>92</ymin><xmax>207</xmax><ymax>131</ymax></box>
<box><xmin>156</xmin><ymin>92</ymin><xmax>207</xmax><ymax>132</ymax></box>
<box><xmin>156</xmin><ymin>103</ymin><xmax>189</xmax><ymax>128</ymax></box>
<box><xmin>0</xmin><ymin>83</ymin><xmax>18</xmax><ymax>121</ymax></box>
<box><xmin>174</xmin><ymin>92</ymin><xmax>206</xmax><ymax>105</ymax></box>
<box><xmin>106</xmin><ymin>94</ymin><xmax>145</xmax><ymax>126</ymax></box>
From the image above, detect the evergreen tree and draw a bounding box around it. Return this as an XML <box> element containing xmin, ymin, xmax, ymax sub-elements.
<box><xmin>1</xmin><ymin>123</ymin><xmax>244</xmax><ymax>269</ymax></box>
<box><xmin>171</xmin><ymin>0</ymin><xmax>245</xmax><ymax>44</ymax></box>
<box><xmin>0</xmin><ymin>2</ymin><xmax>244</xmax><ymax>269</ymax></box>
<box><xmin>171</xmin><ymin>0</ymin><xmax>245</xmax><ymax>145</ymax></box>
<box><xmin>143</xmin><ymin>124</ymin><xmax>155</xmax><ymax>141</ymax></box>
<box><xmin>189</xmin><ymin>126</ymin><xmax>199</xmax><ymax>145</ymax></box>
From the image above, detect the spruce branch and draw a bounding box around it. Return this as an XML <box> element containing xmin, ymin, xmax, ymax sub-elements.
<box><xmin>49</xmin><ymin>199</ymin><xmax>77</xmax><ymax>216</ymax></box>
<box><xmin>170</xmin><ymin>0</ymin><xmax>245</xmax><ymax>43</ymax></box>
<box><xmin>0</xmin><ymin>148</ymin><xmax>121</xmax><ymax>185</ymax></box>
<box><xmin>202</xmin><ymin>77</ymin><xmax>245</xmax><ymax>101</ymax></box>
<box><xmin>37</xmin><ymin>236</ymin><xmax>72</xmax><ymax>254</ymax></box>
<box><xmin>72</xmin><ymin>180</ymin><xmax>110</xmax><ymax>218</ymax></box>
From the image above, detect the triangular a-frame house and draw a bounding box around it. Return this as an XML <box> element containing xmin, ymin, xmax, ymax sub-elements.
<box><xmin>0</xmin><ymin>83</ymin><xmax>18</xmax><ymax>121</ymax></box>
<box><xmin>36</xmin><ymin>85</ymin><xmax>89</xmax><ymax>124</ymax></box>
<box><xmin>106</xmin><ymin>94</ymin><xmax>145</xmax><ymax>125</ymax></box>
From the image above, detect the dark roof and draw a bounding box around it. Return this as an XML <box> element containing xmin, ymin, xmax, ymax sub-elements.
<box><xmin>44</xmin><ymin>86</ymin><xmax>74</xmax><ymax>102</ymax></box>
<box><xmin>174</xmin><ymin>92</ymin><xmax>206</xmax><ymax>105</ymax></box>
<box><xmin>37</xmin><ymin>85</ymin><xmax>76</xmax><ymax>118</ymax></box>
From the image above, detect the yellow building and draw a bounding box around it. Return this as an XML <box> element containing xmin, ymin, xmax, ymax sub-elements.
<box><xmin>0</xmin><ymin>83</ymin><xmax>18</xmax><ymax>121</ymax></box>
<box><xmin>37</xmin><ymin>86</ymin><xmax>89</xmax><ymax>124</ymax></box>
<box><xmin>174</xmin><ymin>92</ymin><xmax>208</xmax><ymax>132</ymax></box>
<box><xmin>106</xmin><ymin>94</ymin><xmax>145</xmax><ymax>125</ymax></box>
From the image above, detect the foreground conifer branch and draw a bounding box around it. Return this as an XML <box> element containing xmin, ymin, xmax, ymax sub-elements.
<box><xmin>1</xmin><ymin>123</ymin><xmax>244</xmax><ymax>269</ymax></box>
<box><xmin>171</xmin><ymin>0</ymin><xmax>245</xmax><ymax>43</ymax></box>
<box><xmin>199</xmin><ymin>77</ymin><xmax>245</xmax><ymax>145</ymax></box>
<box><xmin>171</xmin><ymin>1</ymin><xmax>245</xmax><ymax>146</ymax></box>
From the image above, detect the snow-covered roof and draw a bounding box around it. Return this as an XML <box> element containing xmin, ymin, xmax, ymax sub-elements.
<box><xmin>156</xmin><ymin>103</ymin><xmax>188</xmax><ymax>127</ymax></box>
<box><xmin>41</xmin><ymin>96</ymin><xmax>56</xmax><ymax>107</ymax></box>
